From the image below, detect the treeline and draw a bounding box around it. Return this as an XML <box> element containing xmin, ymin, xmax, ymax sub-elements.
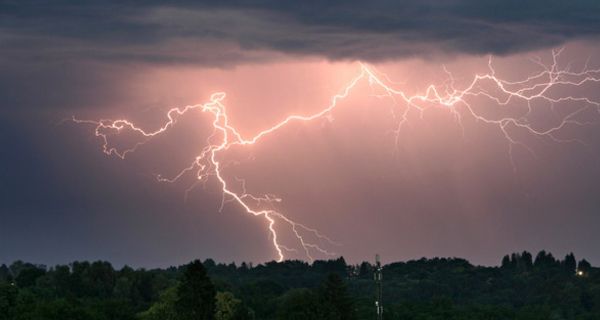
<box><xmin>0</xmin><ymin>251</ymin><xmax>598</xmax><ymax>319</ymax></box>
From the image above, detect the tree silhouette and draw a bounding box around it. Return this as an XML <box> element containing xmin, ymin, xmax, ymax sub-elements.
<box><xmin>14</xmin><ymin>265</ymin><xmax>45</xmax><ymax>288</ymax></box>
<box><xmin>578</xmin><ymin>259</ymin><xmax>591</xmax><ymax>273</ymax></box>
<box><xmin>0</xmin><ymin>254</ymin><xmax>598</xmax><ymax>320</ymax></box>
<box><xmin>0</xmin><ymin>265</ymin><xmax>10</xmax><ymax>282</ymax></box>
<box><xmin>276</xmin><ymin>288</ymin><xmax>322</xmax><ymax>320</ymax></box>
<box><xmin>521</xmin><ymin>251</ymin><xmax>533</xmax><ymax>270</ymax></box>
<box><xmin>319</xmin><ymin>273</ymin><xmax>356</xmax><ymax>320</ymax></box>
<box><xmin>534</xmin><ymin>250</ymin><xmax>558</xmax><ymax>268</ymax></box>
<box><xmin>176</xmin><ymin>260</ymin><xmax>216</xmax><ymax>320</ymax></box>
<box><xmin>358</xmin><ymin>261</ymin><xmax>372</xmax><ymax>278</ymax></box>
<box><xmin>501</xmin><ymin>255</ymin><xmax>511</xmax><ymax>269</ymax></box>
<box><xmin>563</xmin><ymin>253</ymin><xmax>577</xmax><ymax>273</ymax></box>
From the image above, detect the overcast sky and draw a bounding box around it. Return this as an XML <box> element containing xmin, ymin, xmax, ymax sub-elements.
<box><xmin>2</xmin><ymin>1</ymin><xmax>600</xmax><ymax>268</ymax></box>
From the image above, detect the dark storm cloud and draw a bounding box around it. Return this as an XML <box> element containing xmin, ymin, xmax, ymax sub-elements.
<box><xmin>2</xmin><ymin>0</ymin><xmax>600</xmax><ymax>268</ymax></box>
<box><xmin>2</xmin><ymin>0</ymin><xmax>600</xmax><ymax>65</ymax></box>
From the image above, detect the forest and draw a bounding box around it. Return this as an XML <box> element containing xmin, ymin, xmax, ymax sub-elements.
<box><xmin>0</xmin><ymin>251</ymin><xmax>598</xmax><ymax>319</ymax></box>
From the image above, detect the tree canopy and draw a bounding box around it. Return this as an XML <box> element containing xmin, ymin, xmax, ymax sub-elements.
<box><xmin>0</xmin><ymin>251</ymin><xmax>599</xmax><ymax>319</ymax></box>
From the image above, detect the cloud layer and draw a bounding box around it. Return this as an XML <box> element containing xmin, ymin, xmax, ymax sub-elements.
<box><xmin>2</xmin><ymin>1</ymin><xmax>600</xmax><ymax>267</ymax></box>
<box><xmin>2</xmin><ymin>0</ymin><xmax>600</xmax><ymax>65</ymax></box>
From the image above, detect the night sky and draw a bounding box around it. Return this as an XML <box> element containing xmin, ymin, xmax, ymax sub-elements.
<box><xmin>2</xmin><ymin>1</ymin><xmax>600</xmax><ymax>268</ymax></box>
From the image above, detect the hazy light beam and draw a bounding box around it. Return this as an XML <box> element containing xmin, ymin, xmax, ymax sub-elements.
<box><xmin>75</xmin><ymin>49</ymin><xmax>600</xmax><ymax>261</ymax></box>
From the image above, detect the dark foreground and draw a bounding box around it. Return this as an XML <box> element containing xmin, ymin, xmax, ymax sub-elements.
<box><xmin>0</xmin><ymin>251</ymin><xmax>598</xmax><ymax>319</ymax></box>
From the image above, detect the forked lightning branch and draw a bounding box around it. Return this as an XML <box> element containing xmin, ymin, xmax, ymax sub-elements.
<box><xmin>75</xmin><ymin>49</ymin><xmax>600</xmax><ymax>262</ymax></box>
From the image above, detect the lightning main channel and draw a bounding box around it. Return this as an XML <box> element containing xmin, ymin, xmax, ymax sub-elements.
<box><xmin>75</xmin><ymin>49</ymin><xmax>600</xmax><ymax>261</ymax></box>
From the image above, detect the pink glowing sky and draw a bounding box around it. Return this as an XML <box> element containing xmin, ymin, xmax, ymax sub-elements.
<box><xmin>46</xmin><ymin>42</ymin><xmax>599</xmax><ymax>265</ymax></box>
<box><xmin>2</xmin><ymin>1</ymin><xmax>600</xmax><ymax>267</ymax></box>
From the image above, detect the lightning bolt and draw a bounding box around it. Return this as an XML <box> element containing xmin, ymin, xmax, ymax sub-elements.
<box><xmin>74</xmin><ymin>48</ymin><xmax>600</xmax><ymax>262</ymax></box>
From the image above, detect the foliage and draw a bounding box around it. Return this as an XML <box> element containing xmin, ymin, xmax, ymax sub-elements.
<box><xmin>0</xmin><ymin>251</ymin><xmax>599</xmax><ymax>319</ymax></box>
<box><xmin>138</xmin><ymin>287</ymin><xmax>177</xmax><ymax>320</ymax></box>
<box><xmin>215</xmin><ymin>291</ymin><xmax>253</xmax><ymax>320</ymax></box>
<box><xmin>175</xmin><ymin>260</ymin><xmax>216</xmax><ymax>320</ymax></box>
<box><xmin>319</xmin><ymin>273</ymin><xmax>356</xmax><ymax>320</ymax></box>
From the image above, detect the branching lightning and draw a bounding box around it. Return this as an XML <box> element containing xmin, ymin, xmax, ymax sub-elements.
<box><xmin>75</xmin><ymin>48</ymin><xmax>600</xmax><ymax>261</ymax></box>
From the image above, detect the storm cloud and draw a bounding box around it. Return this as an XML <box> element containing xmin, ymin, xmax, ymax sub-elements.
<box><xmin>2</xmin><ymin>1</ymin><xmax>600</xmax><ymax>267</ymax></box>
<box><xmin>2</xmin><ymin>0</ymin><xmax>600</xmax><ymax>65</ymax></box>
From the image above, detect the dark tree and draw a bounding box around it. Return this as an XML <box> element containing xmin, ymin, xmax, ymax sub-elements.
<box><xmin>319</xmin><ymin>273</ymin><xmax>356</xmax><ymax>320</ymax></box>
<box><xmin>521</xmin><ymin>251</ymin><xmax>533</xmax><ymax>270</ymax></box>
<box><xmin>52</xmin><ymin>265</ymin><xmax>71</xmax><ymax>296</ymax></box>
<box><xmin>358</xmin><ymin>262</ymin><xmax>372</xmax><ymax>277</ymax></box>
<box><xmin>15</xmin><ymin>265</ymin><xmax>46</xmax><ymax>288</ymax></box>
<box><xmin>87</xmin><ymin>261</ymin><xmax>116</xmax><ymax>298</ymax></box>
<box><xmin>239</xmin><ymin>262</ymin><xmax>249</xmax><ymax>274</ymax></box>
<box><xmin>501</xmin><ymin>255</ymin><xmax>511</xmax><ymax>269</ymax></box>
<box><xmin>176</xmin><ymin>260</ymin><xmax>216</xmax><ymax>320</ymax></box>
<box><xmin>0</xmin><ymin>252</ymin><xmax>598</xmax><ymax>320</ymax></box>
<box><xmin>563</xmin><ymin>253</ymin><xmax>577</xmax><ymax>273</ymax></box>
<box><xmin>70</xmin><ymin>261</ymin><xmax>91</xmax><ymax>296</ymax></box>
<box><xmin>578</xmin><ymin>259</ymin><xmax>591</xmax><ymax>273</ymax></box>
<box><xmin>313</xmin><ymin>257</ymin><xmax>347</xmax><ymax>276</ymax></box>
<box><xmin>534</xmin><ymin>250</ymin><xmax>558</xmax><ymax>268</ymax></box>
<box><xmin>276</xmin><ymin>288</ymin><xmax>323</xmax><ymax>320</ymax></box>
<box><xmin>203</xmin><ymin>259</ymin><xmax>216</xmax><ymax>270</ymax></box>
<box><xmin>510</xmin><ymin>253</ymin><xmax>519</xmax><ymax>269</ymax></box>
<box><xmin>0</xmin><ymin>283</ymin><xmax>18</xmax><ymax>319</ymax></box>
<box><xmin>0</xmin><ymin>265</ymin><xmax>10</xmax><ymax>283</ymax></box>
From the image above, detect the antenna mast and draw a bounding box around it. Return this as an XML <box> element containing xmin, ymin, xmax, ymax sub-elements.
<box><xmin>375</xmin><ymin>254</ymin><xmax>383</xmax><ymax>320</ymax></box>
